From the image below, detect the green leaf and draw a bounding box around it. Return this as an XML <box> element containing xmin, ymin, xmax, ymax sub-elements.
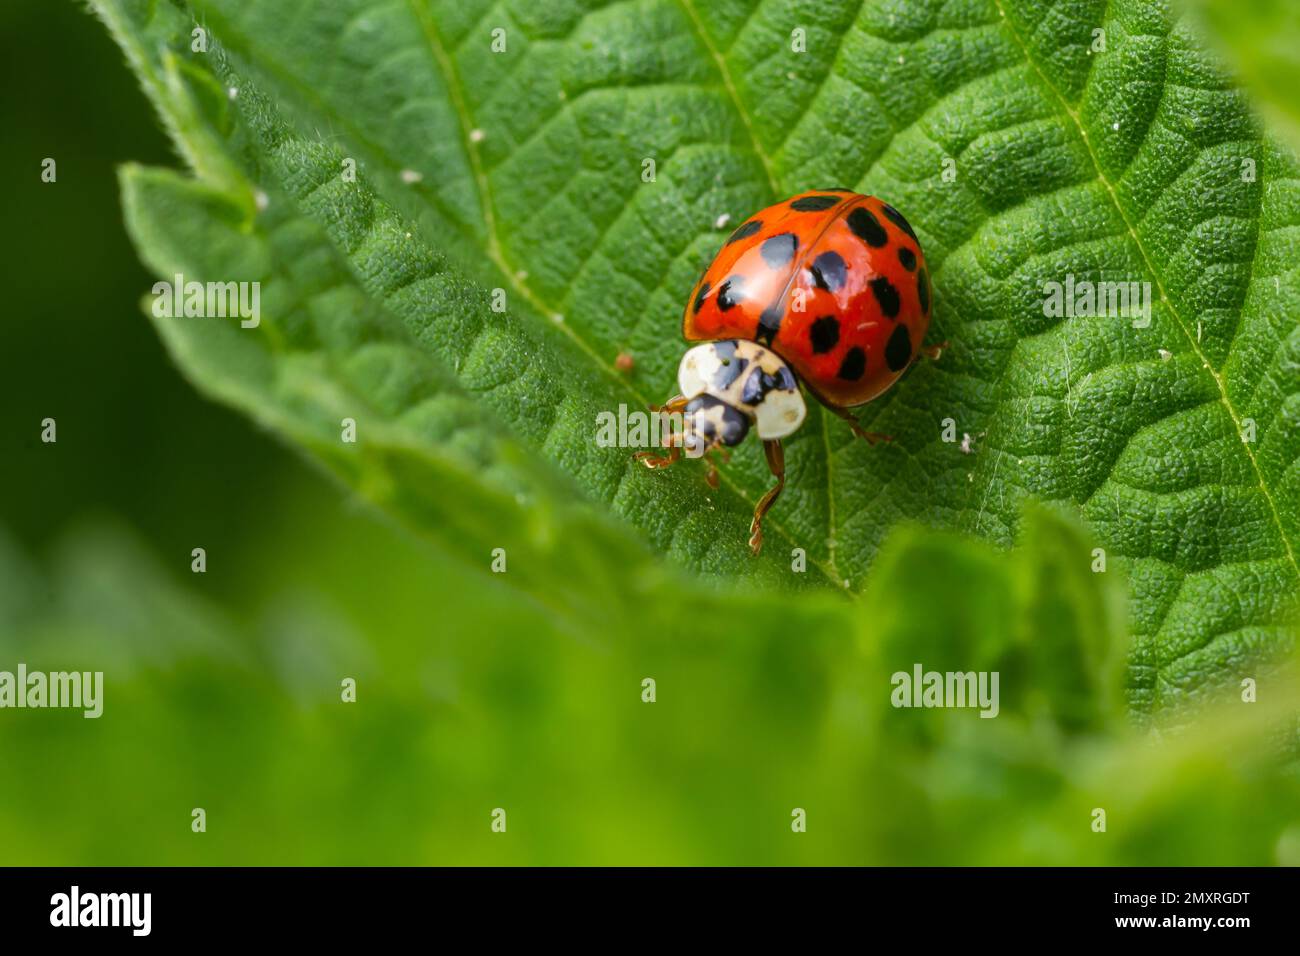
<box><xmin>91</xmin><ymin>0</ymin><xmax>1299</xmax><ymax>714</ymax></box>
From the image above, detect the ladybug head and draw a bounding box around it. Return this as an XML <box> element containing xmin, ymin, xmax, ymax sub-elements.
<box><xmin>675</xmin><ymin>340</ymin><xmax>806</xmax><ymax>452</ymax></box>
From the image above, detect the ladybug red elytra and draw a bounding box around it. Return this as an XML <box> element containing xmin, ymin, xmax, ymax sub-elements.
<box><xmin>636</xmin><ymin>190</ymin><xmax>945</xmax><ymax>555</ymax></box>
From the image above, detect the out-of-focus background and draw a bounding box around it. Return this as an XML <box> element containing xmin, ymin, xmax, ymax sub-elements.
<box><xmin>0</xmin><ymin>0</ymin><xmax>1297</xmax><ymax>866</ymax></box>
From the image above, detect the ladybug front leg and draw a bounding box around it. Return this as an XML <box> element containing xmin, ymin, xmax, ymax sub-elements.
<box><xmin>827</xmin><ymin>405</ymin><xmax>894</xmax><ymax>446</ymax></box>
<box><xmin>747</xmin><ymin>439</ymin><xmax>786</xmax><ymax>556</ymax></box>
<box><xmin>635</xmin><ymin>394</ymin><xmax>692</xmax><ymax>469</ymax></box>
<box><xmin>649</xmin><ymin>394</ymin><xmax>689</xmax><ymax>415</ymax></box>
<box><xmin>634</xmin><ymin>440</ymin><xmax>681</xmax><ymax>470</ymax></box>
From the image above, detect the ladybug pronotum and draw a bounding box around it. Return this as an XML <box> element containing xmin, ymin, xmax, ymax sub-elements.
<box><xmin>637</xmin><ymin>190</ymin><xmax>945</xmax><ymax>555</ymax></box>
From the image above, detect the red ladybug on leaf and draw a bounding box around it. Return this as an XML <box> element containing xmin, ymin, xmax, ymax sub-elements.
<box><xmin>637</xmin><ymin>190</ymin><xmax>946</xmax><ymax>555</ymax></box>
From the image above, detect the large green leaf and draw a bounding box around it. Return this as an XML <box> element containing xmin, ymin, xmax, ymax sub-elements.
<box><xmin>90</xmin><ymin>0</ymin><xmax>1299</xmax><ymax>714</ymax></box>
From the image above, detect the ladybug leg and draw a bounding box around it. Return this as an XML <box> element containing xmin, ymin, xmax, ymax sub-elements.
<box><xmin>829</xmin><ymin>405</ymin><xmax>894</xmax><ymax>446</ymax></box>
<box><xmin>747</xmin><ymin>439</ymin><xmax>786</xmax><ymax>556</ymax></box>
<box><xmin>702</xmin><ymin>445</ymin><xmax>732</xmax><ymax>489</ymax></box>
<box><xmin>917</xmin><ymin>340</ymin><xmax>949</xmax><ymax>363</ymax></box>
<box><xmin>634</xmin><ymin>441</ymin><xmax>681</xmax><ymax>470</ymax></box>
<box><xmin>635</xmin><ymin>421</ymin><xmax>687</xmax><ymax>469</ymax></box>
<box><xmin>649</xmin><ymin>394</ymin><xmax>689</xmax><ymax>415</ymax></box>
<box><xmin>635</xmin><ymin>394</ymin><xmax>694</xmax><ymax>469</ymax></box>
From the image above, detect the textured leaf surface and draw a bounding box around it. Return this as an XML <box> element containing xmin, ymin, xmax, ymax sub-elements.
<box><xmin>92</xmin><ymin>0</ymin><xmax>1299</xmax><ymax>714</ymax></box>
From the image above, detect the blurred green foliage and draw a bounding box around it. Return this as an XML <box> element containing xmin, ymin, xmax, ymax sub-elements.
<box><xmin>2</xmin><ymin>500</ymin><xmax>1296</xmax><ymax>864</ymax></box>
<box><xmin>1183</xmin><ymin>0</ymin><xmax>1300</xmax><ymax>155</ymax></box>
<box><xmin>0</xmin><ymin>0</ymin><xmax>1296</xmax><ymax>865</ymax></box>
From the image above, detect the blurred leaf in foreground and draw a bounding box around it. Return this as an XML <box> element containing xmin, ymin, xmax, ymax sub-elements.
<box><xmin>0</xmin><ymin>506</ymin><xmax>1293</xmax><ymax>864</ymax></box>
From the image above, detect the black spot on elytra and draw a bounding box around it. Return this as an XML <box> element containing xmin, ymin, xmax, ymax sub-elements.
<box><xmin>918</xmin><ymin>267</ymin><xmax>930</xmax><ymax>314</ymax></box>
<box><xmin>760</xmin><ymin>232</ymin><xmax>798</xmax><ymax>268</ymax></box>
<box><xmin>885</xmin><ymin>324</ymin><xmax>912</xmax><ymax>371</ymax></box>
<box><xmin>846</xmin><ymin>207</ymin><xmax>887</xmax><ymax>247</ymax></box>
<box><xmin>741</xmin><ymin>364</ymin><xmax>797</xmax><ymax>406</ymax></box>
<box><xmin>809</xmin><ymin>250</ymin><xmax>847</xmax><ymax>292</ymax></box>
<box><xmin>712</xmin><ymin>355</ymin><xmax>748</xmax><ymax>389</ymax></box>
<box><xmin>897</xmin><ymin>246</ymin><xmax>916</xmax><ymax>271</ymax></box>
<box><xmin>755</xmin><ymin>300</ymin><xmax>785</xmax><ymax>346</ymax></box>
<box><xmin>880</xmin><ymin>202</ymin><xmax>917</xmax><ymax>240</ymax></box>
<box><xmin>870</xmin><ymin>276</ymin><xmax>901</xmax><ymax>318</ymax></box>
<box><xmin>810</xmin><ymin>315</ymin><xmax>840</xmax><ymax>354</ymax></box>
<box><xmin>716</xmin><ymin>276</ymin><xmax>745</xmax><ymax>311</ymax></box>
<box><xmin>791</xmin><ymin>195</ymin><xmax>840</xmax><ymax>212</ymax></box>
<box><xmin>693</xmin><ymin>281</ymin><xmax>711</xmax><ymax>314</ymax></box>
<box><xmin>727</xmin><ymin>220</ymin><xmax>762</xmax><ymax>244</ymax></box>
<box><xmin>837</xmin><ymin>346</ymin><xmax>867</xmax><ymax>381</ymax></box>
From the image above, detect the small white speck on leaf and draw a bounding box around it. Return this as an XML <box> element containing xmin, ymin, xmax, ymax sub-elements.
<box><xmin>227</xmin><ymin>87</ymin><xmax>239</xmax><ymax>100</ymax></box>
<box><xmin>552</xmin><ymin>313</ymin><xmax>564</xmax><ymax>323</ymax></box>
<box><xmin>470</xmin><ymin>129</ymin><xmax>486</xmax><ymax>143</ymax></box>
<box><xmin>401</xmin><ymin>169</ymin><xmax>423</xmax><ymax>184</ymax></box>
<box><xmin>254</xmin><ymin>190</ymin><xmax>269</xmax><ymax>211</ymax></box>
<box><xmin>1158</xmin><ymin>348</ymin><xmax>1172</xmax><ymax>361</ymax></box>
<box><xmin>714</xmin><ymin>213</ymin><xmax>731</xmax><ymax>230</ymax></box>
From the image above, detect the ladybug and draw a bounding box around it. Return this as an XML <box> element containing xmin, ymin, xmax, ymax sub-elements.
<box><xmin>636</xmin><ymin>190</ymin><xmax>945</xmax><ymax>555</ymax></box>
